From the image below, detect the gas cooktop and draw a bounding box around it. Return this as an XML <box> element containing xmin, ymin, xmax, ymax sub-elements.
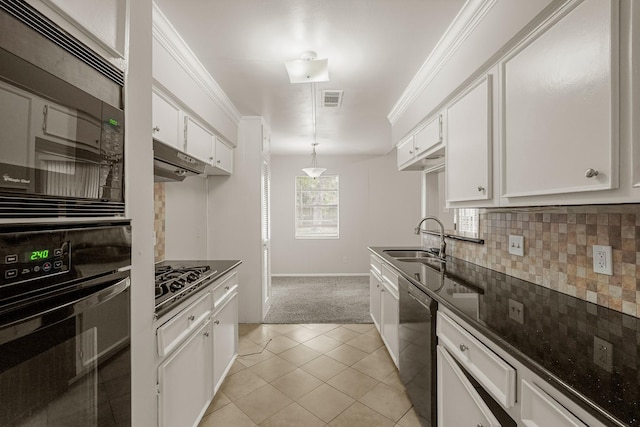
<box><xmin>154</xmin><ymin>262</ymin><xmax>217</xmax><ymax>317</ymax></box>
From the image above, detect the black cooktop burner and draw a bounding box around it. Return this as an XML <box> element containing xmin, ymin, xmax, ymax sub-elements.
<box><xmin>154</xmin><ymin>264</ymin><xmax>216</xmax><ymax>316</ymax></box>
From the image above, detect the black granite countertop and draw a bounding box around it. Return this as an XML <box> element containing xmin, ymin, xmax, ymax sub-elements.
<box><xmin>369</xmin><ymin>247</ymin><xmax>639</xmax><ymax>427</ymax></box>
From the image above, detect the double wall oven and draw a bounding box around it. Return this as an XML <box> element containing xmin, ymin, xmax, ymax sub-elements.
<box><xmin>0</xmin><ymin>3</ymin><xmax>131</xmax><ymax>426</ymax></box>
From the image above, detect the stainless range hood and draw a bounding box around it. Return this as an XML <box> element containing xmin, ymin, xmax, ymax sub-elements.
<box><xmin>153</xmin><ymin>140</ymin><xmax>206</xmax><ymax>182</ymax></box>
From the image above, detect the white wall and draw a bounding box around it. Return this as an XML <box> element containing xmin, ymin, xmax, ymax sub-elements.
<box><xmin>164</xmin><ymin>176</ymin><xmax>208</xmax><ymax>259</ymax></box>
<box><xmin>271</xmin><ymin>151</ymin><xmax>422</xmax><ymax>275</ymax></box>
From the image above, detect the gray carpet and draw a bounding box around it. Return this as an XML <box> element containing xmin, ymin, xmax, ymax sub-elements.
<box><xmin>263</xmin><ymin>276</ymin><xmax>372</xmax><ymax>324</ymax></box>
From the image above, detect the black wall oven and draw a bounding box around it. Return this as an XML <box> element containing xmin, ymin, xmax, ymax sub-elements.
<box><xmin>0</xmin><ymin>2</ymin><xmax>125</xmax><ymax>219</ymax></box>
<box><xmin>0</xmin><ymin>220</ymin><xmax>132</xmax><ymax>426</ymax></box>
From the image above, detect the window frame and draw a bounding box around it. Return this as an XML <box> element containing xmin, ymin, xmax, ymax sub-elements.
<box><xmin>294</xmin><ymin>174</ymin><xmax>340</xmax><ymax>239</ymax></box>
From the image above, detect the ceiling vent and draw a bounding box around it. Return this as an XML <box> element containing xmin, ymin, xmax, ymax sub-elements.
<box><xmin>322</xmin><ymin>90</ymin><xmax>343</xmax><ymax>108</ymax></box>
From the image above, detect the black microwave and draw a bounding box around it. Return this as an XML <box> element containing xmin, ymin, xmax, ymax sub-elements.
<box><xmin>0</xmin><ymin>3</ymin><xmax>125</xmax><ymax>219</ymax></box>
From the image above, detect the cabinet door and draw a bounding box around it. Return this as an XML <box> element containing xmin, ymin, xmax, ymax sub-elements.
<box><xmin>369</xmin><ymin>270</ymin><xmax>382</xmax><ymax>330</ymax></box>
<box><xmin>381</xmin><ymin>282</ymin><xmax>399</xmax><ymax>365</ymax></box>
<box><xmin>414</xmin><ymin>115</ymin><xmax>441</xmax><ymax>158</ymax></box>
<box><xmin>446</xmin><ymin>75</ymin><xmax>492</xmax><ymax>203</ymax></box>
<box><xmin>397</xmin><ymin>136</ymin><xmax>415</xmax><ymax>169</ymax></box>
<box><xmin>501</xmin><ymin>0</ymin><xmax>616</xmax><ymax>198</ymax></box>
<box><xmin>158</xmin><ymin>320</ymin><xmax>213</xmax><ymax>427</ymax></box>
<box><xmin>185</xmin><ymin>117</ymin><xmax>215</xmax><ymax>165</ymax></box>
<box><xmin>212</xmin><ymin>293</ymin><xmax>238</xmax><ymax>393</ymax></box>
<box><xmin>152</xmin><ymin>91</ymin><xmax>182</xmax><ymax>150</ymax></box>
<box><xmin>437</xmin><ymin>346</ymin><xmax>501</xmax><ymax>427</ymax></box>
<box><xmin>213</xmin><ymin>138</ymin><xmax>233</xmax><ymax>174</ymax></box>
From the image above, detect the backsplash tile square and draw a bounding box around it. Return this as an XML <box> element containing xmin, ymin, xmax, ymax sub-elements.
<box><xmin>154</xmin><ymin>183</ymin><xmax>165</xmax><ymax>262</ymax></box>
<box><xmin>424</xmin><ymin>204</ymin><xmax>640</xmax><ymax>318</ymax></box>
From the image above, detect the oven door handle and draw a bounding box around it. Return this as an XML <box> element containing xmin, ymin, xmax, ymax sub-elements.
<box><xmin>0</xmin><ymin>276</ymin><xmax>130</xmax><ymax>345</ymax></box>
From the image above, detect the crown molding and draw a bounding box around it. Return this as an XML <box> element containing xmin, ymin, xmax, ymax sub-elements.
<box><xmin>152</xmin><ymin>3</ymin><xmax>242</xmax><ymax>125</ymax></box>
<box><xmin>387</xmin><ymin>0</ymin><xmax>498</xmax><ymax>125</ymax></box>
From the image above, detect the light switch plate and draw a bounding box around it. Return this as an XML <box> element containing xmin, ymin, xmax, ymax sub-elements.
<box><xmin>593</xmin><ymin>245</ymin><xmax>613</xmax><ymax>275</ymax></box>
<box><xmin>508</xmin><ymin>235</ymin><xmax>524</xmax><ymax>257</ymax></box>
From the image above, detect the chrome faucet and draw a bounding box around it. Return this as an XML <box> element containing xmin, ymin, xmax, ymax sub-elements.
<box><xmin>414</xmin><ymin>216</ymin><xmax>446</xmax><ymax>260</ymax></box>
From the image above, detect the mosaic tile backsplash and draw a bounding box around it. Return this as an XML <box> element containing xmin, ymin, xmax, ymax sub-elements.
<box><xmin>154</xmin><ymin>183</ymin><xmax>165</xmax><ymax>262</ymax></box>
<box><xmin>423</xmin><ymin>204</ymin><xmax>640</xmax><ymax>318</ymax></box>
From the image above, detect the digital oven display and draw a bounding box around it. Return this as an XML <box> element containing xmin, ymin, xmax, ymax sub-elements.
<box><xmin>26</xmin><ymin>250</ymin><xmax>52</xmax><ymax>261</ymax></box>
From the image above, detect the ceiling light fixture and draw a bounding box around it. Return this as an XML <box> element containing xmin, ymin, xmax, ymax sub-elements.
<box><xmin>285</xmin><ymin>51</ymin><xmax>329</xmax><ymax>84</ymax></box>
<box><xmin>302</xmin><ymin>82</ymin><xmax>326</xmax><ymax>179</ymax></box>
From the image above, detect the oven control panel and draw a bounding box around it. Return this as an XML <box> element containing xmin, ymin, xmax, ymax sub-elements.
<box><xmin>1</xmin><ymin>241</ymin><xmax>70</xmax><ymax>286</ymax></box>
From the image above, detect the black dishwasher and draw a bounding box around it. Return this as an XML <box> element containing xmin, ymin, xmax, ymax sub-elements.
<box><xmin>398</xmin><ymin>276</ymin><xmax>437</xmax><ymax>427</ymax></box>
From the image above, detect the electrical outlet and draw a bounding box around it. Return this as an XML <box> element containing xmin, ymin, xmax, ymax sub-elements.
<box><xmin>592</xmin><ymin>245</ymin><xmax>613</xmax><ymax>276</ymax></box>
<box><xmin>508</xmin><ymin>298</ymin><xmax>524</xmax><ymax>324</ymax></box>
<box><xmin>508</xmin><ymin>235</ymin><xmax>524</xmax><ymax>257</ymax></box>
<box><xmin>593</xmin><ymin>336</ymin><xmax>613</xmax><ymax>372</ymax></box>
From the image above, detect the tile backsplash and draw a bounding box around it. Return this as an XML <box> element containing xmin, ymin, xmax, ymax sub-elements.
<box><xmin>423</xmin><ymin>204</ymin><xmax>640</xmax><ymax>318</ymax></box>
<box><xmin>154</xmin><ymin>183</ymin><xmax>165</xmax><ymax>262</ymax></box>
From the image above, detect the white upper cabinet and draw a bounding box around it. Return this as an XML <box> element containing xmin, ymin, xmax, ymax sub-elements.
<box><xmin>446</xmin><ymin>74</ymin><xmax>493</xmax><ymax>204</ymax></box>
<box><xmin>211</xmin><ymin>138</ymin><xmax>233</xmax><ymax>175</ymax></box>
<box><xmin>501</xmin><ymin>0</ymin><xmax>617</xmax><ymax>199</ymax></box>
<box><xmin>185</xmin><ymin>116</ymin><xmax>215</xmax><ymax>164</ymax></box>
<box><xmin>152</xmin><ymin>90</ymin><xmax>183</xmax><ymax>150</ymax></box>
<box><xmin>397</xmin><ymin>114</ymin><xmax>443</xmax><ymax>171</ymax></box>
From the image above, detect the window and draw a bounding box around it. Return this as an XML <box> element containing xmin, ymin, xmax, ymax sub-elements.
<box><xmin>295</xmin><ymin>175</ymin><xmax>339</xmax><ymax>238</ymax></box>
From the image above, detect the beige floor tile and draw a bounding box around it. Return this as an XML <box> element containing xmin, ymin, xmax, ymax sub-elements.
<box><xmin>285</xmin><ymin>326</ymin><xmax>324</xmax><ymax>343</ymax></box>
<box><xmin>234</xmin><ymin>384</ymin><xmax>293</xmax><ymax>424</ymax></box>
<box><xmin>228</xmin><ymin>359</ymin><xmax>248</xmax><ymax>375</ymax></box>
<box><xmin>325</xmin><ymin>344</ymin><xmax>369</xmax><ymax>366</ymax></box>
<box><xmin>346</xmin><ymin>333</ymin><xmax>383</xmax><ymax>353</ymax></box>
<box><xmin>303</xmin><ymin>335</ymin><xmax>343</xmax><ymax>353</ymax></box>
<box><xmin>327</xmin><ymin>367</ymin><xmax>379</xmax><ymax>399</ymax></box>
<box><xmin>324</xmin><ymin>326</ymin><xmax>362</xmax><ymax>343</ymax></box>
<box><xmin>303</xmin><ymin>323</ymin><xmax>340</xmax><ymax>333</ymax></box>
<box><xmin>297</xmin><ymin>384</ymin><xmax>355</xmax><ymax>423</ymax></box>
<box><xmin>245</xmin><ymin>325</ymin><xmax>282</xmax><ymax>345</ymax></box>
<box><xmin>220</xmin><ymin>369</ymin><xmax>268</xmax><ymax>400</ymax></box>
<box><xmin>396</xmin><ymin>407</ymin><xmax>424</xmax><ymax>427</ymax></box>
<box><xmin>278</xmin><ymin>344</ymin><xmax>321</xmax><ymax>366</ymax></box>
<box><xmin>359</xmin><ymin>383</ymin><xmax>412</xmax><ymax>422</ymax></box>
<box><xmin>363</xmin><ymin>327</ymin><xmax>382</xmax><ymax>337</ymax></box>
<box><xmin>371</xmin><ymin>346</ymin><xmax>394</xmax><ymax>363</ymax></box>
<box><xmin>342</xmin><ymin>324</ymin><xmax>375</xmax><ymax>333</ymax></box>
<box><xmin>352</xmin><ymin>353</ymin><xmax>397</xmax><ymax>381</ymax></box>
<box><xmin>199</xmin><ymin>402</ymin><xmax>256</xmax><ymax>427</ymax></box>
<box><xmin>263</xmin><ymin>324</ymin><xmax>302</xmax><ymax>334</ymax></box>
<box><xmin>239</xmin><ymin>338</ymin><xmax>265</xmax><ymax>355</ymax></box>
<box><xmin>238</xmin><ymin>323</ymin><xmax>262</xmax><ymax>337</ymax></box>
<box><xmin>263</xmin><ymin>335</ymin><xmax>299</xmax><ymax>354</ymax></box>
<box><xmin>300</xmin><ymin>355</ymin><xmax>348</xmax><ymax>381</ymax></box>
<box><xmin>204</xmin><ymin>391</ymin><xmax>231</xmax><ymax>416</ymax></box>
<box><xmin>380</xmin><ymin>370</ymin><xmax>405</xmax><ymax>391</ymax></box>
<box><xmin>259</xmin><ymin>402</ymin><xmax>325</xmax><ymax>427</ymax></box>
<box><xmin>237</xmin><ymin>349</ymin><xmax>275</xmax><ymax>368</ymax></box>
<box><xmin>328</xmin><ymin>401</ymin><xmax>395</xmax><ymax>427</ymax></box>
<box><xmin>270</xmin><ymin>368</ymin><xmax>324</xmax><ymax>400</ymax></box>
<box><xmin>249</xmin><ymin>355</ymin><xmax>297</xmax><ymax>382</ymax></box>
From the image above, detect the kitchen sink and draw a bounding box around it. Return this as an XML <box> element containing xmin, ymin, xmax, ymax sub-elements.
<box><xmin>383</xmin><ymin>249</ymin><xmax>446</xmax><ymax>271</ymax></box>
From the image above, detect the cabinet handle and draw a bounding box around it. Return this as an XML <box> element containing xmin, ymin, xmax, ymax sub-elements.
<box><xmin>217</xmin><ymin>160</ymin><xmax>221</xmax><ymax>164</ymax></box>
<box><xmin>214</xmin><ymin>320</ymin><xmax>220</xmax><ymax>325</ymax></box>
<box><xmin>153</xmin><ymin>126</ymin><xmax>160</xmax><ymax>133</ymax></box>
<box><xmin>408</xmin><ymin>150</ymin><xmax>414</xmax><ymax>154</ymax></box>
<box><xmin>477</xmin><ymin>424</ymin><xmax>484</xmax><ymax>427</ymax></box>
<box><xmin>204</xmin><ymin>331</ymin><xmax>210</xmax><ymax>337</ymax></box>
<box><xmin>209</xmin><ymin>156</ymin><xmax>214</xmax><ymax>161</ymax></box>
<box><xmin>477</xmin><ymin>186</ymin><xmax>485</xmax><ymax>192</ymax></box>
<box><xmin>459</xmin><ymin>344</ymin><xmax>468</xmax><ymax>352</ymax></box>
<box><xmin>188</xmin><ymin>315</ymin><xmax>195</xmax><ymax>321</ymax></box>
<box><xmin>585</xmin><ymin>168</ymin><xmax>599</xmax><ymax>178</ymax></box>
<box><xmin>415</xmin><ymin>146</ymin><xmax>420</xmax><ymax>151</ymax></box>
<box><xmin>225</xmin><ymin>286</ymin><xmax>230</xmax><ymax>291</ymax></box>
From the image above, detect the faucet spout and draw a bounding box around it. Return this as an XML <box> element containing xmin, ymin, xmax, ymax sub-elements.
<box><xmin>414</xmin><ymin>216</ymin><xmax>447</xmax><ymax>260</ymax></box>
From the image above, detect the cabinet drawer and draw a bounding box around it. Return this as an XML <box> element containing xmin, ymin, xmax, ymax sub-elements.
<box><xmin>157</xmin><ymin>292</ymin><xmax>212</xmax><ymax>357</ymax></box>
<box><xmin>437</xmin><ymin>312</ymin><xmax>516</xmax><ymax>408</ymax></box>
<box><xmin>381</xmin><ymin>264</ymin><xmax>398</xmax><ymax>294</ymax></box>
<box><xmin>370</xmin><ymin>254</ymin><xmax>382</xmax><ymax>275</ymax></box>
<box><xmin>521</xmin><ymin>380</ymin><xmax>587</xmax><ymax>427</ymax></box>
<box><xmin>212</xmin><ymin>271</ymin><xmax>238</xmax><ymax>308</ymax></box>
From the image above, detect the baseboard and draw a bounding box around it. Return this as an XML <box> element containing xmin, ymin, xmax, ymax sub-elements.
<box><xmin>271</xmin><ymin>273</ymin><xmax>369</xmax><ymax>277</ymax></box>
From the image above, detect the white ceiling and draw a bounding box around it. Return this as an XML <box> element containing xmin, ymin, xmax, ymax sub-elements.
<box><xmin>153</xmin><ymin>0</ymin><xmax>466</xmax><ymax>156</ymax></box>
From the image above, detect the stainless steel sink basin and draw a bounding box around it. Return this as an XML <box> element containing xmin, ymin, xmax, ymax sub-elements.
<box><xmin>383</xmin><ymin>250</ymin><xmax>435</xmax><ymax>258</ymax></box>
<box><xmin>383</xmin><ymin>249</ymin><xmax>446</xmax><ymax>271</ymax></box>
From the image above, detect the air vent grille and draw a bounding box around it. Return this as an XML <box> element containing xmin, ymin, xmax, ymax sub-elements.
<box><xmin>322</xmin><ymin>90</ymin><xmax>343</xmax><ymax>108</ymax></box>
<box><xmin>0</xmin><ymin>194</ymin><xmax>125</xmax><ymax>218</ymax></box>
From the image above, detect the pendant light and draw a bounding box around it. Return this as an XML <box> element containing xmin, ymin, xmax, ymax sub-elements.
<box><xmin>302</xmin><ymin>82</ymin><xmax>326</xmax><ymax>178</ymax></box>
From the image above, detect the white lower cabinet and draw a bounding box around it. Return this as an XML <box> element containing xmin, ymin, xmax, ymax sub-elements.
<box><xmin>437</xmin><ymin>345</ymin><xmax>500</xmax><ymax>427</ymax></box>
<box><xmin>212</xmin><ymin>292</ymin><xmax>238</xmax><ymax>393</ymax></box>
<box><xmin>380</xmin><ymin>279</ymin><xmax>399</xmax><ymax>365</ymax></box>
<box><xmin>368</xmin><ymin>254</ymin><xmax>399</xmax><ymax>366</ymax></box>
<box><xmin>158</xmin><ymin>320</ymin><xmax>213</xmax><ymax>427</ymax></box>
<box><xmin>521</xmin><ymin>380</ymin><xmax>587</xmax><ymax>427</ymax></box>
<box><xmin>369</xmin><ymin>269</ymin><xmax>382</xmax><ymax>329</ymax></box>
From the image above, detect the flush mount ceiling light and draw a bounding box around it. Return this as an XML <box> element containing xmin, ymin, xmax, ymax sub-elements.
<box><xmin>302</xmin><ymin>82</ymin><xmax>326</xmax><ymax>178</ymax></box>
<box><xmin>285</xmin><ymin>51</ymin><xmax>329</xmax><ymax>84</ymax></box>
